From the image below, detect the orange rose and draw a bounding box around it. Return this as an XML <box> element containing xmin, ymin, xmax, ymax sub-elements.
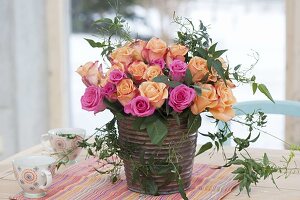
<box><xmin>144</xmin><ymin>37</ymin><xmax>167</xmax><ymax>62</ymax></box>
<box><xmin>110</xmin><ymin>46</ymin><xmax>135</xmax><ymax>68</ymax></box>
<box><xmin>111</xmin><ymin>61</ymin><xmax>125</xmax><ymax>72</ymax></box>
<box><xmin>166</xmin><ymin>44</ymin><xmax>188</xmax><ymax>66</ymax></box>
<box><xmin>128</xmin><ymin>61</ymin><xmax>148</xmax><ymax>81</ymax></box>
<box><xmin>76</xmin><ymin>61</ymin><xmax>100</xmax><ymax>86</ymax></box>
<box><xmin>116</xmin><ymin>79</ymin><xmax>137</xmax><ymax>106</ymax></box>
<box><xmin>139</xmin><ymin>81</ymin><xmax>168</xmax><ymax>108</ymax></box>
<box><xmin>209</xmin><ymin>81</ymin><xmax>236</xmax><ymax>122</ymax></box>
<box><xmin>143</xmin><ymin>65</ymin><xmax>162</xmax><ymax>81</ymax></box>
<box><xmin>128</xmin><ymin>39</ymin><xmax>147</xmax><ymax>61</ymax></box>
<box><xmin>191</xmin><ymin>84</ymin><xmax>218</xmax><ymax>115</ymax></box>
<box><xmin>188</xmin><ymin>56</ymin><xmax>218</xmax><ymax>83</ymax></box>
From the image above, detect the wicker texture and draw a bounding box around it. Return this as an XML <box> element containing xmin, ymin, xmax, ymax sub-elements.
<box><xmin>118</xmin><ymin>117</ymin><xmax>197</xmax><ymax>194</ymax></box>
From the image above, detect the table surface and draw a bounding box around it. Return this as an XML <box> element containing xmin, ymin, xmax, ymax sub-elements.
<box><xmin>1</xmin><ymin>145</ymin><xmax>300</xmax><ymax>200</ymax></box>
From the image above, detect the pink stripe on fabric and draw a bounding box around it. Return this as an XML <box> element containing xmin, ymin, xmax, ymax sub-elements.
<box><xmin>10</xmin><ymin>157</ymin><xmax>239</xmax><ymax>200</ymax></box>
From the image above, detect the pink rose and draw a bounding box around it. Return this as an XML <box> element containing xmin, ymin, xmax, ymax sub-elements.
<box><xmin>109</xmin><ymin>69</ymin><xmax>127</xmax><ymax>84</ymax></box>
<box><xmin>150</xmin><ymin>58</ymin><xmax>165</xmax><ymax>69</ymax></box>
<box><xmin>169</xmin><ymin>59</ymin><xmax>187</xmax><ymax>82</ymax></box>
<box><xmin>81</xmin><ymin>86</ymin><xmax>106</xmax><ymax>114</ymax></box>
<box><xmin>124</xmin><ymin>96</ymin><xmax>155</xmax><ymax>117</ymax></box>
<box><xmin>102</xmin><ymin>82</ymin><xmax>117</xmax><ymax>101</ymax></box>
<box><xmin>168</xmin><ymin>85</ymin><xmax>196</xmax><ymax>113</ymax></box>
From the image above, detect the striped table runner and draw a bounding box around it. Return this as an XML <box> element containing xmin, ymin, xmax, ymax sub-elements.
<box><xmin>10</xmin><ymin>157</ymin><xmax>239</xmax><ymax>200</ymax></box>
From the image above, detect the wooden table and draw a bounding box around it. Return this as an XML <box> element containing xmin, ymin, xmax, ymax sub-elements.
<box><xmin>1</xmin><ymin>145</ymin><xmax>300</xmax><ymax>200</ymax></box>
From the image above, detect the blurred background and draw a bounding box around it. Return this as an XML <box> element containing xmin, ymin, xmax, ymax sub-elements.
<box><xmin>1</xmin><ymin>0</ymin><xmax>299</xmax><ymax>160</ymax></box>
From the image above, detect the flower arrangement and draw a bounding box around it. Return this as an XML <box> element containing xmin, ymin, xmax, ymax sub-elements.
<box><xmin>74</xmin><ymin>14</ymin><xmax>298</xmax><ymax>199</ymax></box>
<box><xmin>78</xmin><ymin>35</ymin><xmax>238</xmax><ymax>123</ymax></box>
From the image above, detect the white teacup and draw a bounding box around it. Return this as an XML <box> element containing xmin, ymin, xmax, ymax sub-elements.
<box><xmin>42</xmin><ymin>128</ymin><xmax>86</xmax><ymax>164</ymax></box>
<box><xmin>12</xmin><ymin>155</ymin><xmax>56</xmax><ymax>198</ymax></box>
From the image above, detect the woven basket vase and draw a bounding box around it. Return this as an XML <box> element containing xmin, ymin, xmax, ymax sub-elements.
<box><xmin>117</xmin><ymin>116</ymin><xmax>197</xmax><ymax>195</ymax></box>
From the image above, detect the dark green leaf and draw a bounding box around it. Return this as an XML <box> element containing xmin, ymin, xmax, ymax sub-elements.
<box><xmin>196</xmin><ymin>47</ymin><xmax>208</xmax><ymax>58</ymax></box>
<box><xmin>168</xmin><ymin>81</ymin><xmax>182</xmax><ymax>88</ymax></box>
<box><xmin>140</xmin><ymin>115</ymin><xmax>157</xmax><ymax>130</ymax></box>
<box><xmin>153</xmin><ymin>75</ymin><xmax>181</xmax><ymax>88</ymax></box>
<box><xmin>208</xmin><ymin>43</ymin><xmax>218</xmax><ymax>54</ymax></box>
<box><xmin>146</xmin><ymin>118</ymin><xmax>168</xmax><ymax>145</ymax></box>
<box><xmin>207</xmin><ymin>58</ymin><xmax>213</xmax><ymax>73</ymax></box>
<box><xmin>143</xmin><ymin>179</ymin><xmax>158</xmax><ymax>195</ymax></box>
<box><xmin>87</xmin><ymin>148</ymin><xmax>94</xmax><ymax>156</ymax></box>
<box><xmin>212</xmin><ymin>59</ymin><xmax>226</xmax><ymax>83</ymax></box>
<box><xmin>84</xmin><ymin>38</ymin><xmax>106</xmax><ymax>48</ymax></box>
<box><xmin>249</xmin><ymin>133</ymin><xmax>260</xmax><ymax>143</ymax></box>
<box><xmin>258</xmin><ymin>84</ymin><xmax>275</xmax><ymax>103</ymax></box>
<box><xmin>153</xmin><ymin>75</ymin><xmax>169</xmax><ymax>83</ymax></box>
<box><xmin>132</xmin><ymin>118</ymin><xmax>146</xmax><ymax>130</ymax></box>
<box><xmin>195</xmin><ymin>142</ymin><xmax>213</xmax><ymax>156</ymax></box>
<box><xmin>184</xmin><ymin>69</ymin><xmax>193</xmax><ymax>85</ymax></box>
<box><xmin>192</xmin><ymin>85</ymin><xmax>202</xmax><ymax>96</ymax></box>
<box><xmin>251</xmin><ymin>75</ymin><xmax>256</xmax><ymax>82</ymax></box>
<box><xmin>187</xmin><ymin>113</ymin><xmax>201</xmax><ymax>134</ymax></box>
<box><xmin>213</xmin><ymin>49</ymin><xmax>227</xmax><ymax>58</ymax></box>
<box><xmin>215</xmin><ymin>141</ymin><xmax>220</xmax><ymax>151</ymax></box>
<box><xmin>234</xmin><ymin>64</ymin><xmax>241</xmax><ymax>71</ymax></box>
<box><xmin>178</xmin><ymin>178</ymin><xmax>188</xmax><ymax>200</ymax></box>
<box><xmin>233</xmin><ymin>72</ymin><xmax>239</xmax><ymax>81</ymax></box>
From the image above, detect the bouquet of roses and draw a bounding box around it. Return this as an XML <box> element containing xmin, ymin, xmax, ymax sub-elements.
<box><xmin>77</xmin><ymin>37</ymin><xmax>236</xmax><ymax>120</ymax></box>
<box><xmin>74</xmin><ymin>15</ymin><xmax>297</xmax><ymax>198</ymax></box>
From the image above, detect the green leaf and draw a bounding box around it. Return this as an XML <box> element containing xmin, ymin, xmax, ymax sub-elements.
<box><xmin>178</xmin><ymin>178</ymin><xmax>188</xmax><ymax>200</ymax></box>
<box><xmin>215</xmin><ymin>141</ymin><xmax>220</xmax><ymax>151</ymax></box>
<box><xmin>143</xmin><ymin>179</ymin><xmax>158</xmax><ymax>195</ymax></box>
<box><xmin>140</xmin><ymin>115</ymin><xmax>157</xmax><ymax>130</ymax></box>
<box><xmin>93</xmin><ymin>18</ymin><xmax>113</xmax><ymax>25</ymax></box>
<box><xmin>146</xmin><ymin>118</ymin><xmax>168</xmax><ymax>145</ymax></box>
<box><xmin>184</xmin><ymin>69</ymin><xmax>193</xmax><ymax>85</ymax></box>
<box><xmin>196</xmin><ymin>47</ymin><xmax>208</xmax><ymax>58</ymax></box>
<box><xmin>212</xmin><ymin>59</ymin><xmax>226</xmax><ymax>83</ymax></box>
<box><xmin>213</xmin><ymin>49</ymin><xmax>227</xmax><ymax>58</ymax></box>
<box><xmin>195</xmin><ymin>142</ymin><xmax>213</xmax><ymax>156</ymax></box>
<box><xmin>263</xmin><ymin>153</ymin><xmax>269</xmax><ymax>165</ymax></box>
<box><xmin>187</xmin><ymin>113</ymin><xmax>201</xmax><ymax>134</ymax></box>
<box><xmin>84</xmin><ymin>38</ymin><xmax>106</xmax><ymax>48</ymax></box>
<box><xmin>153</xmin><ymin>75</ymin><xmax>181</xmax><ymax>88</ymax></box>
<box><xmin>132</xmin><ymin>118</ymin><xmax>146</xmax><ymax>130</ymax></box>
<box><xmin>87</xmin><ymin>148</ymin><xmax>94</xmax><ymax>156</ymax></box>
<box><xmin>233</xmin><ymin>72</ymin><xmax>239</xmax><ymax>81</ymax></box>
<box><xmin>207</xmin><ymin>58</ymin><xmax>213</xmax><ymax>73</ymax></box>
<box><xmin>258</xmin><ymin>84</ymin><xmax>275</xmax><ymax>103</ymax></box>
<box><xmin>153</xmin><ymin>75</ymin><xmax>169</xmax><ymax>83</ymax></box>
<box><xmin>168</xmin><ymin>81</ymin><xmax>182</xmax><ymax>88</ymax></box>
<box><xmin>192</xmin><ymin>85</ymin><xmax>202</xmax><ymax>96</ymax></box>
<box><xmin>208</xmin><ymin>43</ymin><xmax>218</xmax><ymax>54</ymax></box>
<box><xmin>249</xmin><ymin>133</ymin><xmax>260</xmax><ymax>143</ymax></box>
<box><xmin>234</xmin><ymin>64</ymin><xmax>241</xmax><ymax>71</ymax></box>
<box><xmin>252</xmin><ymin>83</ymin><xmax>258</xmax><ymax>94</ymax></box>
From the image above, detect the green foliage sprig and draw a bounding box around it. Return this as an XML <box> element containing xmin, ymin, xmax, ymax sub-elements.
<box><xmin>195</xmin><ymin>110</ymin><xmax>300</xmax><ymax>197</ymax></box>
<box><xmin>85</xmin><ymin>14</ymin><xmax>132</xmax><ymax>60</ymax></box>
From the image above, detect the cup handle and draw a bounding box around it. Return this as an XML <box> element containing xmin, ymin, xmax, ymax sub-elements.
<box><xmin>39</xmin><ymin>169</ymin><xmax>53</xmax><ymax>190</ymax></box>
<box><xmin>41</xmin><ymin>134</ymin><xmax>54</xmax><ymax>153</ymax></box>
